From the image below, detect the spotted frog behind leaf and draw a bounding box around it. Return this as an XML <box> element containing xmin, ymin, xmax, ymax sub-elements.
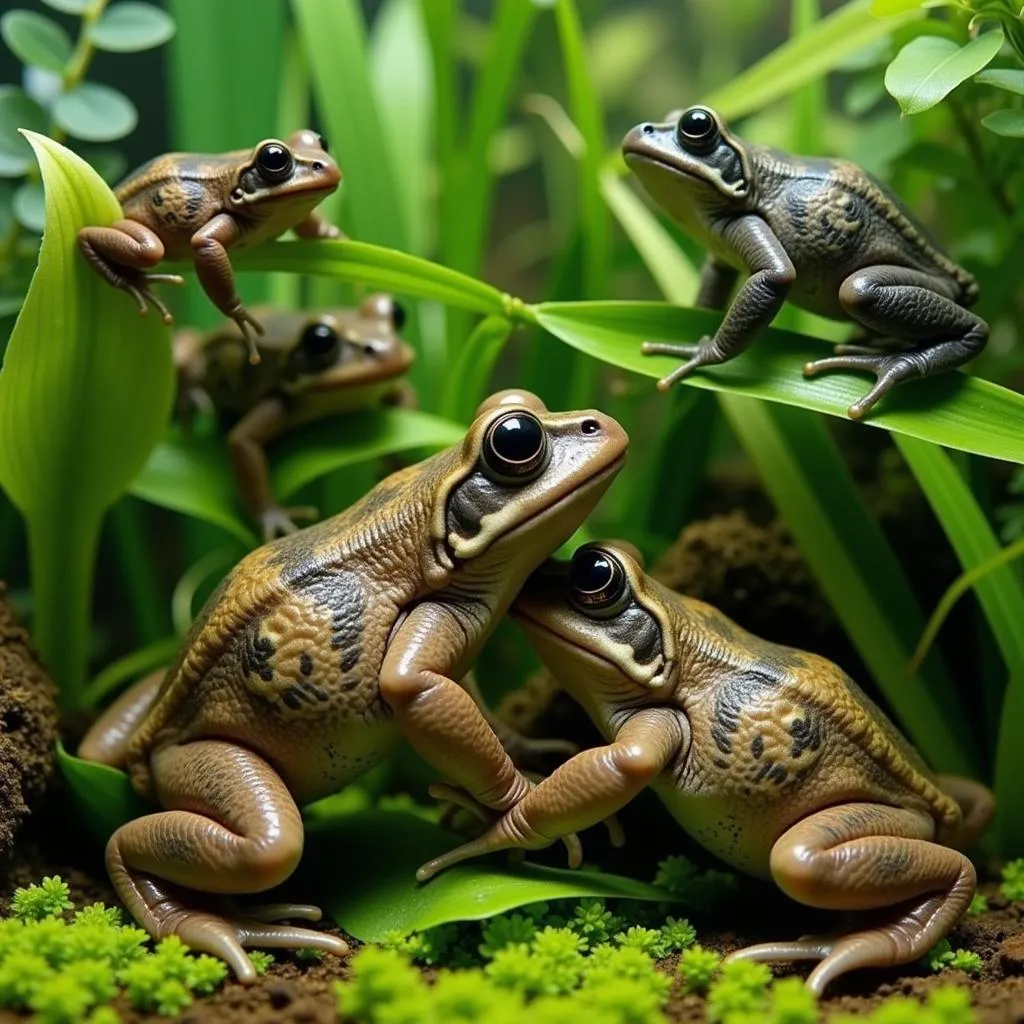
<box><xmin>78</xmin><ymin>131</ymin><xmax>341</xmax><ymax>361</ymax></box>
<box><xmin>623</xmin><ymin>106</ymin><xmax>986</xmax><ymax>419</ymax></box>
<box><xmin>423</xmin><ymin>541</ymin><xmax>994</xmax><ymax>994</ymax></box>
<box><xmin>78</xmin><ymin>391</ymin><xmax>628</xmax><ymax>981</ymax></box>
<box><xmin>175</xmin><ymin>293</ymin><xmax>415</xmax><ymax>541</ymax></box>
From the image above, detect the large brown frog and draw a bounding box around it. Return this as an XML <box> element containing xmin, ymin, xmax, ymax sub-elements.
<box><xmin>422</xmin><ymin>541</ymin><xmax>993</xmax><ymax>994</ymax></box>
<box><xmin>79</xmin><ymin>392</ymin><xmax>627</xmax><ymax>981</ymax></box>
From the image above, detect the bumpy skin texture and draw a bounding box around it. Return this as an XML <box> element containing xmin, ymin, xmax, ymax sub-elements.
<box><xmin>77</xmin><ymin>130</ymin><xmax>341</xmax><ymax>357</ymax></box>
<box><xmin>174</xmin><ymin>293</ymin><xmax>416</xmax><ymax>540</ymax></box>
<box><xmin>78</xmin><ymin>391</ymin><xmax>627</xmax><ymax>982</ymax></box>
<box><xmin>424</xmin><ymin>543</ymin><xmax>993</xmax><ymax>995</ymax></box>
<box><xmin>0</xmin><ymin>585</ymin><xmax>59</xmax><ymax>854</ymax></box>
<box><xmin>623</xmin><ymin>106</ymin><xmax>987</xmax><ymax>419</ymax></box>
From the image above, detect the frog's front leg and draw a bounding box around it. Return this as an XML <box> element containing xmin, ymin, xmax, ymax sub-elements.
<box><xmin>726</xmin><ymin>802</ymin><xmax>976</xmax><ymax>995</ymax></box>
<box><xmin>380</xmin><ymin>602</ymin><xmax>536</xmax><ymax>817</ymax></box>
<box><xmin>642</xmin><ymin>217</ymin><xmax>795</xmax><ymax>390</ymax></box>
<box><xmin>416</xmin><ymin>707</ymin><xmax>687</xmax><ymax>880</ymax></box>
<box><xmin>190</xmin><ymin>214</ymin><xmax>266</xmax><ymax>363</ymax></box>
<box><xmin>695</xmin><ymin>255</ymin><xmax>739</xmax><ymax>310</ymax></box>
<box><xmin>293</xmin><ymin>209</ymin><xmax>345</xmax><ymax>241</ymax></box>
<box><xmin>106</xmin><ymin>739</ymin><xmax>348</xmax><ymax>981</ymax></box>
<box><xmin>227</xmin><ymin>396</ymin><xmax>317</xmax><ymax>541</ymax></box>
<box><xmin>77</xmin><ymin>221</ymin><xmax>184</xmax><ymax>322</ymax></box>
<box><xmin>803</xmin><ymin>266</ymin><xmax>988</xmax><ymax>419</ymax></box>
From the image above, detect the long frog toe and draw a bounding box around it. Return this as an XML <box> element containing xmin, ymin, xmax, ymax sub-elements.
<box><xmin>260</xmin><ymin>505</ymin><xmax>318</xmax><ymax>542</ymax></box>
<box><xmin>641</xmin><ymin>338</ymin><xmax>707</xmax><ymax>390</ymax></box>
<box><xmin>803</xmin><ymin>351</ymin><xmax>929</xmax><ymax>420</ymax></box>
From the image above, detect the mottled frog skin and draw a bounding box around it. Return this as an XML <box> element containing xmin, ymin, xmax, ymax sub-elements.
<box><xmin>424</xmin><ymin>542</ymin><xmax>994</xmax><ymax>994</ymax></box>
<box><xmin>175</xmin><ymin>293</ymin><xmax>415</xmax><ymax>540</ymax></box>
<box><xmin>78</xmin><ymin>391</ymin><xmax>627</xmax><ymax>982</ymax></box>
<box><xmin>78</xmin><ymin>130</ymin><xmax>341</xmax><ymax>361</ymax></box>
<box><xmin>623</xmin><ymin>106</ymin><xmax>987</xmax><ymax>419</ymax></box>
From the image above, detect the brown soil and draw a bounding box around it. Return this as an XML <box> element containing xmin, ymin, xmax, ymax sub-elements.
<box><xmin>0</xmin><ymin>585</ymin><xmax>58</xmax><ymax>856</ymax></box>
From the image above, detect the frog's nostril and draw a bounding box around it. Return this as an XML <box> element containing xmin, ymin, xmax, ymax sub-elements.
<box><xmin>581</xmin><ymin>418</ymin><xmax>601</xmax><ymax>435</ymax></box>
<box><xmin>642</xmin><ymin>124</ymin><xmax>654</xmax><ymax>134</ymax></box>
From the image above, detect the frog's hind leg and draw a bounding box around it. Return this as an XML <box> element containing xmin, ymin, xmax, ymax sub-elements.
<box><xmin>726</xmin><ymin>802</ymin><xmax>976</xmax><ymax>995</ymax></box>
<box><xmin>105</xmin><ymin>739</ymin><xmax>348</xmax><ymax>982</ymax></box>
<box><xmin>78</xmin><ymin>669</ymin><xmax>166</xmax><ymax>767</ymax></box>
<box><xmin>77</xmin><ymin>221</ymin><xmax>183</xmax><ymax>322</ymax></box>
<box><xmin>804</xmin><ymin>266</ymin><xmax>987</xmax><ymax>420</ymax></box>
<box><xmin>936</xmin><ymin>773</ymin><xmax>995</xmax><ymax>849</ymax></box>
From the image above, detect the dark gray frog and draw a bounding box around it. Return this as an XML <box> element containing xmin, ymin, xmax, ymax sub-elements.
<box><xmin>623</xmin><ymin>106</ymin><xmax>985</xmax><ymax>419</ymax></box>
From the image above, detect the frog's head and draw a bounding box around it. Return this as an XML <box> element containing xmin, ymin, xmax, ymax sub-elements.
<box><xmin>229</xmin><ymin>129</ymin><xmax>341</xmax><ymax>212</ymax></box>
<box><xmin>288</xmin><ymin>294</ymin><xmax>414</xmax><ymax>389</ymax></box>
<box><xmin>512</xmin><ymin>541</ymin><xmax>678</xmax><ymax>699</ymax></box>
<box><xmin>425</xmin><ymin>391</ymin><xmax>628</xmax><ymax>584</ymax></box>
<box><xmin>623</xmin><ymin>106</ymin><xmax>752</xmax><ymax>220</ymax></box>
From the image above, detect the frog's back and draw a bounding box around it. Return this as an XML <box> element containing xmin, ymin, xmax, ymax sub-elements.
<box><xmin>753</xmin><ymin>147</ymin><xmax>978</xmax><ymax>303</ymax></box>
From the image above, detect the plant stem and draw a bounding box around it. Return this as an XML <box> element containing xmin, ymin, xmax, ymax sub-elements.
<box><xmin>48</xmin><ymin>0</ymin><xmax>110</xmax><ymax>145</ymax></box>
<box><xmin>949</xmin><ymin>97</ymin><xmax>1016</xmax><ymax>218</ymax></box>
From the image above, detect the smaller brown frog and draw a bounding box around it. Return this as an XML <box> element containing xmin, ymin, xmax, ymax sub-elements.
<box><xmin>78</xmin><ymin>131</ymin><xmax>341</xmax><ymax>362</ymax></box>
<box><xmin>422</xmin><ymin>542</ymin><xmax>993</xmax><ymax>994</ymax></box>
<box><xmin>175</xmin><ymin>294</ymin><xmax>415</xmax><ymax>541</ymax></box>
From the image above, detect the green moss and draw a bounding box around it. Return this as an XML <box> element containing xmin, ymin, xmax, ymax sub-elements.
<box><xmin>966</xmin><ymin>891</ymin><xmax>988</xmax><ymax>916</ymax></box>
<box><xmin>923</xmin><ymin>938</ymin><xmax>983</xmax><ymax>975</ymax></box>
<box><xmin>705</xmin><ymin>960</ymin><xmax>773</xmax><ymax>1023</ymax></box>
<box><xmin>479</xmin><ymin>912</ymin><xmax>537</xmax><ymax>958</ymax></box>
<box><xmin>10</xmin><ymin>876</ymin><xmax>74</xmax><ymax>921</ymax></box>
<box><xmin>678</xmin><ymin>944</ymin><xmax>722</xmax><ymax>994</ymax></box>
<box><xmin>246</xmin><ymin>949</ymin><xmax>275</xmax><ymax>975</ymax></box>
<box><xmin>1000</xmin><ymin>858</ymin><xmax>1024</xmax><ymax>901</ymax></box>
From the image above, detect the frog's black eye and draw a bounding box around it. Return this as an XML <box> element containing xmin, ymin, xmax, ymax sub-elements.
<box><xmin>391</xmin><ymin>300</ymin><xmax>407</xmax><ymax>332</ymax></box>
<box><xmin>568</xmin><ymin>547</ymin><xmax>628</xmax><ymax>614</ymax></box>
<box><xmin>677</xmin><ymin>107</ymin><xmax>718</xmax><ymax>151</ymax></box>
<box><xmin>300</xmin><ymin>321</ymin><xmax>340</xmax><ymax>367</ymax></box>
<box><xmin>257</xmin><ymin>142</ymin><xmax>294</xmax><ymax>182</ymax></box>
<box><xmin>482</xmin><ymin>411</ymin><xmax>549</xmax><ymax>483</ymax></box>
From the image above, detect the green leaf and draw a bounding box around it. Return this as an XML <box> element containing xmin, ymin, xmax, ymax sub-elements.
<box><xmin>89</xmin><ymin>2</ymin><xmax>176</xmax><ymax>52</ymax></box>
<box><xmin>0</xmin><ymin>10</ymin><xmax>72</xmax><ymax>73</ymax></box>
<box><xmin>0</xmin><ymin>134</ymin><xmax>174</xmax><ymax>704</ymax></box>
<box><xmin>896</xmin><ymin>436</ymin><xmax>1024</xmax><ymax>730</ymax></box>
<box><xmin>40</xmin><ymin>0</ymin><xmax>91</xmax><ymax>12</ymax></box>
<box><xmin>531</xmin><ymin>302</ymin><xmax>1024</xmax><ymax>465</ymax></box>
<box><xmin>871</xmin><ymin>0</ymin><xmax>926</xmax><ymax>13</ymax></box>
<box><xmin>369</xmin><ymin>0</ymin><xmax>433</xmax><ymax>256</ymax></box>
<box><xmin>11</xmin><ymin>180</ymin><xmax>43</xmax><ymax>231</ymax></box>
<box><xmin>293</xmin><ymin>0</ymin><xmax>409</xmax><ymax>251</ymax></box>
<box><xmin>83</xmin><ymin>635</ymin><xmax>178</xmax><ymax>710</ymax></box>
<box><xmin>53</xmin><ymin>82</ymin><xmax>138</xmax><ymax>142</ymax></box>
<box><xmin>0</xmin><ymin>86</ymin><xmax>47</xmax><ymax>176</ymax></box>
<box><xmin>56</xmin><ymin>743</ymin><xmax>151</xmax><ymax>849</ymax></box>
<box><xmin>885</xmin><ymin>30</ymin><xmax>1005</xmax><ymax>115</ymax></box>
<box><xmin>303</xmin><ymin>809</ymin><xmax>676</xmax><ymax>940</ymax></box>
<box><xmin>975</xmin><ymin>68</ymin><xmax>1024</xmax><ymax>96</ymax></box>
<box><xmin>130</xmin><ymin>432</ymin><xmax>256</xmax><ymax>547</ymax></box>
<box><xmin>705</xmin><ymin>0</ymin><xmax>923</xmax><ymax>121</ymax></box>
<box><xmin>271</xmin><ymin>408</ymin><xmax>465</xmax><ymax>501</ymax></box>
<box><xmin>981</xmin><ymin>108</ymin><xmax>1024</xmax><ymax>137</ymax></box>
<box><xmin>230</xmin><ymin>240</ymin><xmax>509</xmax><ymax>316</ymax></box>
<box><xmin>441</xmin><ymin>316</ymin><xmax>513</xmax><ymax>423</ymax></box>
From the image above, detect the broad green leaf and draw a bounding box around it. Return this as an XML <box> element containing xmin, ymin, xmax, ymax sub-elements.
<box><xmin>531</xmin><ymin>302</ymin><xmax>1024</xmax><ymax>465</ymax></box>
<box><xmin>885</xmin><ymin>30</ymin><xmax>1004</xmax><ymax>115</ymax></box>
<box><xmin>896</xmin><ymin>437</ymin><xmax>1024</xmax><ymax>733</ymax></box>
<box><xmin>976</xmin><ymin>68</ymin><xmax>1024</xmax><ymax>96</ymax></box>
<box><xmin>370</xmin><ymin>0</ymin><xmax>433</xmax><ymax>257</ymax></box>
<box><xmin>0</xmin><ymin>10</ymin><xmax>72</xmax><ymax>73</ymax></box>
<box><xmin>981</xmin><ymin>108</ymin><xmax>1024</xmax><ymax>137</ymax></box>
<box><xmin>230</xmin><ymin>240</ymin><xmax>509</xmax><ymax>317</ymax></box>
<box><xmin>871</xmin><ymin>0</ymin><xmax>927</xmax><ymax>12</ymax></box>
<box><xmin>0</xmin><ymin>134</ymin><xmax>173</xmax><ymax>705</ymax></box>
<box><xmin>89</xmin><ymin>2</ymin><xmax>176</xmax><ymax>52</ymax></box>
<box><xmin>0</xmin><ymin>86</ymin><xmax>47</xmax><ymax>176</ymax></box>
<box><xmin>130</xmin><ymin>433</ymin><xmax>256</xmax><ymax>547</ymax></box>
<box><xmin>53</xmin><ymin>83</ymin><xmax>138</xmax><ymax>142</ymax></box>
<box><xmin>705</xmin><ymin>0</ymin><xmax>923</xmax><ymax>121</ymax></box>
<box><xmin>293</xmin><ymin>0</ymin><xmax>409</xmax><ymax>251</ymax></box>
<box><xmin>56</xmin><ymin>743</ymin><xmax>151</xmax><ymax>849</ymax></box>
<box><xmin>304</xmin><ymin>809</ymin><xmax>676</xmax><ymax>940</ymax></box>
<box><xmin>40</xmin><ymin>0</ymin><xmax>90</xmax><ymax>12</ymax></box>
<box><xmin>12</xmin><ymin>181</ymin><xmax>43</xmax><ymax>231</ymax></box>
<box><xmin>271</xmin><ymin>408</ymin><xmax>465</xmax><ymax>500</ymax></box>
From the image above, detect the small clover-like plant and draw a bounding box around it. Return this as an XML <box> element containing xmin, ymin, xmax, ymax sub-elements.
<box><xmin>1001</xmin><ymin>857</ymin><xmax>1024</xmax><ymax>901</ymax></box>
<box><xmin>677</xmin><ymin>944</ymin><xmax>722</xmax><ymax>994</ymax></box>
